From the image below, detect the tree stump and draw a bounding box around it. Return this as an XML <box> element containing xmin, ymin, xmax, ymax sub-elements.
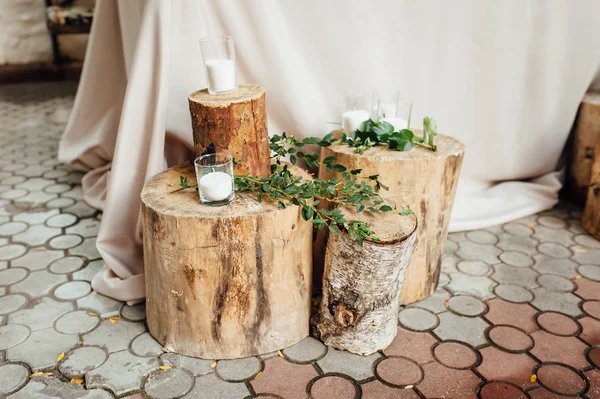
<box><xmin>188</xmin><ymin>85</ymin><xmax>271</xmax><ymax>177</ymax></box>
<box><xmin>566</xmin><ymin>92</ymin><xmax>600</xmax><ymax>205</ymax></box>
<box><xmin>316</xmin><ymin>131</ymin><xmax>465</xmax><ymax>305</ymax></box>
<box><xmin>315</xmin><ymin>205</ymin><xmax>417</xmax><ymax>355</ymax></box>
<box><xmin>583</xmin><ymin>142</ymin><xmax>600</xmax><ymax>239</ymax></box>
<box><xmin>141</xmin><ymin>163</ymin><xmax>313</xmax><ymax>359</ymax></box>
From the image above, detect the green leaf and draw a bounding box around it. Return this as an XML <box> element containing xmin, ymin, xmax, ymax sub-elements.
<box><xmin>379</xmin><ymin>205</ymin><xmax>393</xmax><ymax>212</ymax></box>
<box><xmin>261</xmin><ymin>183</ymin><xmax>271</xmax><ymax>192</ymax></box>
<box><xmin>301</xmin><ymin>206</ymin><xmax>314</xmax><ymax>221</ymax></box>
<box><xmin>290</xmin><ymin>155</ymin><xmax>296</xmax><ymax>164</ymax></box>
<box><xmin>328</xmin><ymin>224</ymin><xmax>341</xmax><ymax>234</ymax></box>
<box><xmin>179</xmin><ymin>176</ymin><xmax>191</xmax><ymax>189</ymax></box>
<box><xmin>356</xmin><ymin>203</ymin><xmax>365</xmax><ymax>212</ymax></box>
<box><xmin>332</xmin><ymin>164</ymin><xmax>347</xmax><ymax>172</ymax></box>
<box><xmin>373</xmin><ymin>121</ymin><xmax>394</xmax><ymax>135</ymax></box>
<box><xmin>277</xmin><ymin>201</ymin><xmax>286</xmax><ymax>209</ymax></box>
<box><xmin>323</xmin><ymin>156</ymin><xmax>336</xmax><ymax>165</ymax></box>
<box><xmin>350</xmin><ymin>169</ymin><xmax>362</xmax><ymax>175</ymax></box>
<box><xmin>422</xmin><ymin>117</ymin><xmax>438</xmax><ymax>151</ymax></box>
<box><xmin>399</xmin><ymin>205</ymin><xmax>415</xmax><ymax>216</ymax></box>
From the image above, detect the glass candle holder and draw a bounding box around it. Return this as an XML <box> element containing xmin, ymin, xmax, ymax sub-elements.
<box><xmin>194</xmin><ymin>153</ymin><xmax>235</xmax><ymax>206</ymax></box>
<box><xmin>341</xmin><ymin>91</ymin><xmax>370</xmax><ymax>136</ymax></box>
<box><xmin>199</xmin><ymin>36</ymin><xmax>237</xmax><ymax>95</ymax></box>
<box><xmin>373</xmin><ymin>90</ymin><xmax>413</xmax><ymax>131</ymax></box>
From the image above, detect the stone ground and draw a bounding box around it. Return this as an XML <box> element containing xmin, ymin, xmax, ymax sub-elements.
<box><xmin>0</xmin><ymin>82</ymin><xmax>600</xmax><ymax>399</ymax></box>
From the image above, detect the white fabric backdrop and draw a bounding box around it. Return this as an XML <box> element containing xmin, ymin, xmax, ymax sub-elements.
<box><xmin>59</xmin><ymin>0</ymin><xmax>600</xmax><ymax>302</ymax></box>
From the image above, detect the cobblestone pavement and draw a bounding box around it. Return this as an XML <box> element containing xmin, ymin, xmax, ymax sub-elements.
<box><xmin>1</xmin><ymin>82</ymin><xmax>600</xmax><ymax>399</ymax></box>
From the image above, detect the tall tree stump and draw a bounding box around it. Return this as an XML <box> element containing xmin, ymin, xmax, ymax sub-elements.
<box><xmin>566</xmin><ymin>92</ymin><xmax>600</xmax><ymax>204</ymax></box>
<box><xmin>188</xmin><ymin>85</ymin><xmax>271</xmax><ymax>177</ymax></box>
<box><xmin>315</xmin><ymin>205</ymin><xmax>417</xmax><ymax>355</ymax></box>
<box><xmin>583</xmin><ymin>142</ymin><xmax>600</xmax><ymax>239</ymax></box>
<box><xmin>141</xmin><ymin>163</ymin><xmax>313</xmax><ymax>359</ymax></box>
<box><xmin>316</xmin><ymin>131</ymin><xmax>465</xmax><ymax>305</ymax></box>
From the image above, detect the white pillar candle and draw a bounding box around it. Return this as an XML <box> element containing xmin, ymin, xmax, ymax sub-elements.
<box><xmin>381</xmin><ymin>117</ymin><xmax>408</xmax><ymax>131</ymax></box>
<box><xmin>342</xmin><ymin>110</ymin><xmax>370</xmax><ymax>134</ymax></box>
<box><xmin>198</xmin><ymin>171</ymin><xmax>233</xmax><ymax>201</ymax></box>
<box><xmin>378</xmin><ymin>102</ymin><xmax>397</xmax><ymax>119</ymax></box>
<box><xmin>205</xmin><ymin>59</ymin><xmax>235</xmax><ymax>92</ymax></box>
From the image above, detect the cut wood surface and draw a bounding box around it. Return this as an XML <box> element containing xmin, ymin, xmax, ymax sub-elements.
<box><xmin>141</xmin><ymin>162</ymin><xmax>312</xmax><ymax>359</ymax></box>
<box><xmin>315</xmin><ymin>204</ymin><xmax>418</xmax><ymax>355</ymax></box>
<box><xmin>188</xmin><ymin>85</ymin><xmax>270</xmax><ymax>177</ymax></box>
<box><xmin>567</xmin><ymin>92</ymin><xmax>600</xmax><ymax>204</ymax></box>
<box><xmin>317</xmin><ymin>131</ymin><xmax>465</xmax><ymax>305</ymax></box>
<box><xmin>583</xmin><ymin>142</ymin><xmax>600</xmax><ymax>239</ymax></box>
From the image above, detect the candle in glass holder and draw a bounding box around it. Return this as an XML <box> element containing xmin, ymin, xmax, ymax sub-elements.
<box><xmin>194</xmin><ymin>153</ymin><xmax>235</xmax><ymax>206</ymax></box>
<box><xmin>342</xmin><ymin>92</ymin><xmax>370</xmax><ymax>135</ymax></box>
<box><xmin>200</xmin><ymin>36</ymin><xmax>237</xmax><ymax>95</ymax></box>
<box><xmin>373</xmin><ymin>90</ymin><xmax>412</xmax><ymax>132</ymax></box>
<box><xmin>381</xmin><ymin>117</ymin><xmax>408</xmax><ymax>131</ymax></box>
<box><xmin>198</xmin><ymin>171</ymin><xmax>233</xmax><ymax>201</ymax></box>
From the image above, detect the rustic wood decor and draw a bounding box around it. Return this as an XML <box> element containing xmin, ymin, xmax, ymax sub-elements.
<box><xmin>567</xmin><ymin>92</ymin><xmax>600</xmax><ymax>205</ymax></box>
<box><xmin>316</xmin><ymin>131</ymin><xmax>465</xmax><ymax>305</ymax></box>
<box><xmin>583</xmin><ymin>142</ymin><xmax>600</xmax><ymax>239</ymax></box>
<box><xmin>315</xmin><ymin>204</ymin><xmax>418</xmax><ymax>355</ymax></box>
<box><xmin>188</xmin><ymin>85</ymin><xmax>270</xmax><ymax>177</ymax></box>
<box><xmin>141</xmin><ymin>163</ymin><xmax>313</xmax><ymax>359</ymax></box>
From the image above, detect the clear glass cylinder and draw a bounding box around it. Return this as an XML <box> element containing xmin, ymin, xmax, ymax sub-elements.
<box><xmin>373</xmin><ymin>89</ymin><xmax>412</xmax><ymax>131</ymax></box>
<box><xmin>341</xmin><ymin>91</ymin><xmax>370</xmax><ymax>136</ymax></box>
<box><xmin>194</xmin><ymin>153</ymin><xmax>235</xmax><ymax>206</ymax></box>
<box><xmin>199</xmin><ymin>36</ymin><xmax>237</xmax><ymax>95</ymax></box>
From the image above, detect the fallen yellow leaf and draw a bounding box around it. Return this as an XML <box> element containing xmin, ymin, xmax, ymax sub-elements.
<box><xmin>108</xmin><ymin>316</ymin><xmax>120</xmax><ymax>324</ymax></box>
<box><xmin>159</xmin><ymin>365</ymin><xmax>171</xmax><ymax>370</ymax></box>
<box><xmin>575</xmin><ymin>248</ymin><xmax>588</xmax><ymax>253</ymax></box>
<box><xmin>277</xmin><ymin>350</ymin><xmax>283</xmax><ymax>357</ymax></box>
<box><xmin>575</xmin><ymin>275</ymin><xmax>583</xmax><ymax>279</ymax></box>
<box><xmin>88</xmin><ymin>312</ymin><xmax>98</xmax><ymax>317</ymax></box>
<box><xmin>530</xmin><ymin>374</ymin><xmax>537</xmax><ymax>382</ymax></box>
<box><xmin>526</xmin><ymin>224</ymin><xmax>535</xmax><ymax>229</ymax></box>
<box><xmin>254</xmin><ymin>371</ymin><xmax>263</xmax><ymax>379</ymax></box>
<box><xmin>30</xmin><ymin>371</ymin><xmax>52</xmax><ymax>378</ymax></box>
<box><xmin>210</xmin><ymin>362</ymin><xmax>217</xmax><ymax>369</ymax></box>
<box><xmin>57</xmin><ymin>352</ymin><xmax>65</xmax><ymax>362</ymax></box>
<box><xmin>70</xmin><ymin>378</ymin><xmax>84</xmax><ymax>385</ymax></box>
<box><xmin>405</xmin><ymin>385</ymin><xmax>414</xmax><ymax>389</ymax></box>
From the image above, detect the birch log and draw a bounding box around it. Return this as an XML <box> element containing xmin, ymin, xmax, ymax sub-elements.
<box><xmin>566</xmin><ymin>92</ymin><xmax>600</xmax><ymax>205</ymax></box>
<box><xmin>316</xmin><ymin>131</ymin><xmax>465</xmax><ymax>305</ymax></box>
<box><xmin>141</xmin><ymin>163</ymin><xmax>312</xmax><ymax>359</ymax></box>
<box><xmin>583</xmin><ymin>143</ymin><xmax>600</xmax><ymax>239</ymax></box>
<box><xmin>315</xmin><ymin>205</ymin><xmax>417</xmax><ymax>355</ymax></box>
<box><xmin>188</xmin><ymin>85</ymin><xmax>271</xmax><ymax>177</ymax></box>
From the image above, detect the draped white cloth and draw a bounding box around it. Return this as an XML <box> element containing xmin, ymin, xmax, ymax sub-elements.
<box><xmin>59</xmin><ymin>0</ymin><xmax>600</xmax><ymax>303</ymax></box>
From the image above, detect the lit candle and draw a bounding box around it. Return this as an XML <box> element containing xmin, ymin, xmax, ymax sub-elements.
<box><xmin>381</xmin><ymin>117</ymin><xmax>408</xmax><ymax>131</ymax></box>
<box><xmin>205</xmin><ymin>59</ymin><xmax>236</xmax><ymax>93</ymax></box>
<box><xmin>198</xmin><ymin>171</ymin><xmax>234</xmax><ymax>202</ymax></box>
<box><xmin>342</xmin><ymin>109</ymin><xmax>370</xmax><ymax>135</ymax></box>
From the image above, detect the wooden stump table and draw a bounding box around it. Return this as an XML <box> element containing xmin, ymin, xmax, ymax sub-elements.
<box><xmin>316</xmin><ymin>131</ymin><xmax>465</xmax><ymax>305</ymax></box>
<box><xmin>141</xmin><ymin>163</ymin><xmax>313</xmax><ymax>359</ymax></box>
<box><xmin>584</xmin><ymin>142</ymin><xmax>600</xmax><ymax>239</ymax></box>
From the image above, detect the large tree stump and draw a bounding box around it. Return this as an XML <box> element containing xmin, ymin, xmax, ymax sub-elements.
<box><xmin>141</xmin><ymin>163</ymin><xmax>312</xmax><ymax>359</ymax></box>
<box><xmin>566</xmin><ymin>92</ymin><xmax>600</xmax><ymax>205</ymax></box>
<box><xmin>188</xmin><ymin>85</ymin><xmax>271</xmax><ymax>177</ymax></box>
<box><xmin>583</xmin><ymin>142</ymin><xmax>600</xmax><ymax>239</ymax></box>
<box><xmin>315</xmin><ymin>205</ymin><xmax>417</xmax><ymax>355</ymax></box>
<box><xmin>316</xmin><ymin>131</ymin><xmax>465</xmax><ymax>305</ymax></box>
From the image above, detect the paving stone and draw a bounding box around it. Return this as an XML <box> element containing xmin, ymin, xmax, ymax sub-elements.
<box><xmin>537</xmin><ymin>274</ymin><xmax>574</xmax><ymax>292</ymax></box>
<box><xmin>584</xmin><ymin>369</ymin><xmax>600</xmax><ymax>399</ymax></box>
<box><xmin>383</xmin><ymin>327</ymin><xmax>437</xmax><ymax>364</ymax></box>
<box><xmin>250</xmin><ymin>357</ymin><xmax>316</xmax><ymax>399</ymax></box>
<box><xmin>160</xmin><ymin>353</ymin><xmax>214</xmax><ymax>377</ymax></box>
<box><xmin>496</xmin><ymin>233</ymin><xmax>539</xmax><ymax>255</ymax></box>
<box><xmin>492</xmin><ymin>264</ymin><xmax>539</xmax><ymax>288</ymax></box>
<box><xmin>433</xmin><ymin>341</ymin><xmax>477</xmax><ymax>369</ymax></box>
<box><xmin>121</xmin><ymin>302</ymin><xmax>147</xmax><ymax>322</ymax></box>
<box><xmin>498</xmin><ymin>251</ymin><xmax>534</xmax><ymax>267</ymax></box>
<box><xmin>532</xmin><ymin>225</ymin><xmax>574</xmax><ymax>246</ymax></box>
<box><xmin>83</xmin><ymin>319</ymin><xmax>146</xmax><ymax>353</ymax></box>
<box><xmin>55</xmin><ymin>310</ymin><xmax>100</xmax><ymax>334</ymax></box>
<box><xmin>49</xmin><ymin>256</ymin><xmax>85</xmax><ymax>274</ymax></box>
<box><xmin>7</xmin><ymin>328</ymin><xmax>77</xmax><ymax>369</ymax></box>
<box><xmin>0</xmin><ymin>268</ymin><xmax>27</xmax><ymax>286</ymax></box>
<box><xmin>494</xmin><ymin>284</ymin><xmax>533</xmax><ymax>303</ymax></box>
<box><xmin>0</xmin><ymin>324</ymin><xmax>30</xmax><ymax>350</ymax></box>
<box><xmin>45</xmin><ymin>183</ymin><xmax>72</xmax><ymax>194</ymax></box>
<box><xmin>574</xmin><ymin>234</ymin><xmax>600</xmax><ymax>249</ymax></box>
<box><xmin>476</xmin><ymin>346</ymin><xmax>537</xmax><ymax>389</ymax></box>
<box><xmin>310</xmin><ymin>376</ymin><xmax>358</xmax><ymax>399</ymax></box>
<box><xmin>11</xmin><ymin>248</ymin><xmax>64</xmax><ymax>271</ymax></box>
<box><xmin>64</xmin><ymin>200</ymin><xmax>96</xmax><ymax>218</ymax></box>
<box><xmin>186</xmin><ymin>372</ymin><xmax>249</xmax><ymax>399</ymax></box>
<box><xmin>46</xmin><ymin>213</ymin><xmax>78</xmax><ymax>228</ymax></box>
<box><xmin>536</xmin><ymin>312</ymin><xmax>580</xmax><ymax>336</ymax></box>
<box><xmin>444</xmin><ymin>239</ymin><xmax>458</xmax><ymax>254</ymax></box>
<box><xmin>407</xmin><ymin>289</ymin><xmax>449</xmax><ymax>313</ymax></box>
<box><xmin>77</xmin><ymin>291</ymin><xmax>121</xmax><ymax>317</ymax></box>
<box><xmin>538</xmin><ymin>242</ymin><xmax>572</xmax><ymax>258</ymax></box>
<box><xmin>479</xmin><ymin>382</ymin><xmax>527</xmax><ymax>399</ymax></box>
<box><xmin>0</xmin><ymin>295</ymin><xmax>27</xmax><ymax>315</ymax></box>
<box><xmin>375</xmin><ymin>356</ymin><xmax>422</xmax><ymax>387</ymax></box>
<box><xmin>8</xmin><ymin>377</ymin><xmax>113</xmax><ymax>399</ymax></box>
<box><xmin>70</xmin><ymin>237</ymin><xmax>101</xmax><ymax>260</ymax></box>
<box><xmin>12</xmin><ymin>208</ymin><xmax>58</xmax><ymax>224</ymax></box>
<box><xmin>46</xmin><ymin>197</ymin><xmax>76</xmax><ymax>209</ymax></box>
<box><xmin>531</xmin><ymin>330</ymin><xmax>589</xmax><ymax>369</ymax></box>
<box><xmin>0</xmin><ymin>222</ymin><xmax>28</xmax><ymax>236</ymax></box>
<box><xmin>66</xmin><ymin>217</ymin><xmax>100</xmax><ymax>238</ymax></box>
<box><xmin>43</xmin><ymin>169</ymin><xmax>69</xmax><ymax>179</ymax></box>
<box><xmin>59</xmin><ymin>346</ymin><xmax>108</xmax><ymax>378</ymax></box>
<box><xmin>589</xmin><ymin>347</ymin><xmax>600</xmax><ymax>368</ymax></box>
<box><xmin>48</xmin><ymin>233</ymin><xmax>83</xmax><ymax>249</ymax></box>
<box><xmin>1</xmin><ymin>175</ymin><xmax>25</xmax><ymax>185</ymax></box>
<box><xmin>9</xmin><ymin>296</ymin><xmax>73</xmax><ymax>331</ymax></box>
<box><xmin>317</xmin><ymin>347</ymin><xmax>380</xmax><ymax>380</ymax></box>
<box><xmin>578</xmin><ymin>264</ymin><xmax>600</xmax><ymax>281</ymax></box>
<box><xmin>15</xmin><ymin>177</ymin><xmax>53</xmax><ymax>191</ymax></box>
<box><xmin>0</xmin><ymin>189</ymin><xmax>28</xmax><ymax>200</ymax></box>
<box><xmin>418</xmin><ymin>361</ymin><xmax>482</xmax><ymax>399</ymax></box>
<box><xmin>447</xmin><ymin>232</ymin><xmax>468</xmax><ymax>242</ymax></box>
<box><xmin>282</xmin><ymin>336</ymin><xmax>327</xmax><ymax>363</ymax></box>
<box><xmin>0</xmin><ymin>363</ymin><xmax>28</xmax><ymax>396</ymax></box>
<box><xmin>574</xmin><ymin>278</ymin><xmax>600</xmax><ymax>301</ymax></box>
<box><xmin>131</xmin><ymin>332</ymin><xmax>163</xmax><ymax>357</ymax></box>
<box><xmin>445</xmin><ymin>273</ymin><xmax>496</xmax><ymax>299</ymax></box>
<box><xmin>503</xmin><ymin>222</ymin><xmax>534</xmax><ymax>237</ymax></box>
<box><xmin>573</xmin><ymin>248</ymin><xmax>600</xmax><ymax>265</ymax></box>
<box><xmin>54</xmin><ymin>280</ymin><xmax>92</xmax><ymax>300</ymax></box>
<box><xmin>536</xmin><ymin>364</ymin><xmax>585</xmax><ymax>396</ymax></box>
<box><xmin>12</xmin><ymin>224</ymin><xmax>61</xmax><ymax>246</ymax></box>
<box><xmin>398</xmin><ymin>307</ymin><xmax>439</xmax><ymax>331</ymax></box>
<box><xmin>456</xmin><ymin>260</ymin><xmax>490</xmax><ymax>276</ymax></box>
<box><xmin>441</xmin><ymin>254</ymin><xmax>460</xmax><ymax>273</ymax></box>
<box><xmin>538</xmin><ymin>215</ymin><xmax>568</xmax><ymax>228</ymax></box>
<box><xmin>447</xmin><ymin>295</ymin><xmax>486</xmax><ymax>317</ymax></box>
<box><xmin>583</xmin><ymin>300</ymin><xmax>600</xmax><ymax>320</ymax></box>
<box><xmin>216</xmin><ymin>357</ymin><xmax>262</xmax><ymax>382</ymax></box>
<box><xmin>466</xmin><ymin>230</ymin><xmax>498</xmax><ymax>245</ymax></box>
<box><xmin>17</xmin><ymin>165</ymin><xmax>48</xmax><ymax>178</ymax></box>
<box><xmin>532</xmin><ymin>255</ymin><xmax>578</xmax><ymax>278</ymax></box>
<box><xmin>144</xmin><ymin>368</ymin><xmax>194</xmax><ymax>399</ymax></box>
<box><xmin>438</xmin><ymin>272</ymin><xmax>450</xmax><ymax>287</ymax></box>
<box><xmin>87</xmin><ymin>350</ymin><xmax>159</xmax><ymax>396</ymax></box>
<box><xmin>0</xmin><ymin>244</ymin><xmax>27</xmax><ymax>261</ymax></box>
<box><xmin>73</xmin><ymin>259</ymin><xmax>103</xmax><ymax>281</ymax></box>
<box><xmin>531</xmin><ymin>287</ymin><xmax>582</xmax><ymax>317</ymax></box>
<box><xmin>488</xmin><ymin>325</ymin><xmax>533</xmax><ymax>352</ymax></box>
<box><xmin>10</xmin><ymin>269</ymin><xmax>67</xmax><ymax>298</ymax></box>
<box><xmin>580</xmin><ymin>317</ymin><xmax>600</xmax><ymax>346</ymax></box>
<box><xmin>484</xmin><ymin>298</ymin><xmax>539</xmax><ymax>333</ymax></box>
<box><xmin>456</xmin><ymin>241</ymin><xmax>500</xmax><ymax>264</ymax></box>
<box><xmin>433</xmin><ymin>312</ymin><xmax>489</xmax><ymax>347</ymax></box>
<box><xmin>361</xmin><ymin>380</ymin><xmax>420</xmax><ymax>398</ymax></box>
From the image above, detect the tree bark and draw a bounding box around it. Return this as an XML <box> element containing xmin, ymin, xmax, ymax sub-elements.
<box><xmin>316</xmin><ymin>131</ymin><xmax>465</xmax><ymax>305</ymax></box>
<box><xmin>141</xmin><ymin>163</ymin><xmax>313</xmax><ymax>359</ymax></box>
<box><xmin>188</xmin><ymin>85</ymin><xmax>271</xmax><ymax>177</ymax></box>
<box><xmin>566</xmin><ymin>92</ymin><xmax>600</xmax><ymax>205</ymax></box>
<box><xmin>583</xmin><ymin>142</ymin><xmax>600</xmax><ymax>239</ymax></box>
<box><xmin>315</xmin><ymin>205</ymin><xmax>417</xmax><ymax>355</ymax></box>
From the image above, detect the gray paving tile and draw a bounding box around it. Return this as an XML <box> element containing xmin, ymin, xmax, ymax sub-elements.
<box><xmin>491</xmin><ymin>264</ymin><xmax>539</xmax><ymax>288</ymax></box>
<box><xmin>131</xmin><ymin>332</ymin><xmax>163</xmax><ymax>357</ymax></box>
<box><xmin>282</xmin><ymin>337</ymin><xmax>327</xmax><ymax>363</ymax></box>
<box><xmin>496</xmin><ymin>233</ymin><xmax>539</xmax><ymax>255</ymax></box>
<box><xmin>216</xmin><ymin>357</ymin><xmax>262</xmax><ymax>382</ymax></box>
<box><xmin>66</xmin><ymin>217</ymin><xmax>100</xmax><ymax>238</ymax></box>
<box><xmin>70</xmin><ymin>237</ymin><xmax>101</xmax><ymax>260</ymax></box>
<box><xmin>0</xmin><ymin>244</ymin><xmax>27</xmax><ymax>261</ymax></box>
<box><xmin>445</xmin><ymin>272</ymin><xmax>496</xmax><ymax>299</ymax></box>
<box><xmin>12</xmin><ymin>224</ymin><xmax>61</xmax><ymax>246</ymax></box>
<box><xmin>121</xmin><ymin>303</ymin><xmax>146</xmax><ymax>322</ymax></box>
<box><xmin>433</xmin><ymin>312</ymin><xmax>490</xmax><ymax>347</ymax></box>
<box><xmin>457</xmin><ymin>260</ymin><xmax>490</xmax><ymax>276</ymax></box>
<box><xmin>183</xmin><ymin>373</ymin><xmax>249</xmax><ymax>399</ymax></box>
<box><xmin>0</xmin><ymin>268</ymin><xmax>27</xmax><ymax>286</ymax></box>
<box><xmin>55</xmin><ymin>310</ymin><xmax>100</xmax><ymax>334</ymax></box>
<box><xmin>9</xmin><ymin>296</ymin><xmax>73</xmax><ymax>331</ymax></box>
<box><xmin>505</xmin><ymin>221</ymin><xmax>536</xmax><ymax>236</ymax></box>
<box><xmin>466</xmin><ymin>230</ymin><xmax>498</xmax><ymax>245</ymax></box>
<box><xmin>317</xmin><ymin>347</ymin><xmax>381</xmax><ymax>380</ymax></box>
<box><xmin>12</xmin><ymin>208</ymin><xmax>58</xmax><ymax>225</ymax></box>
<box><xmin>160</xmin><ymin>353</ymin><xmax>215</xmax><ymax>377</ymax></box>
<box><xmin>0</xmin><ymin>222</ymin><xmax>28</xmax><ymax>236</ymax></box>
<box><xmin>532</xmin><ymin>255</ymin><xmax>578</xmax><ymax>278</ymax></box>
<box><xmin>49</xmin><ymin>256</ymin><xmax>85</xmax><ymax>274</ymax></box>
<box><xmin>46</xmin><ymin>213</ymin><xmax>78</xmax><ymax>228</ymax></box>
<box><xmin>64</xmin><ymin>200</ymin><xmax>96</xmax><ymax>218</ymax></box>
<box><xmin>83</xmin><ymin>319</ymin><xmax>146</xmax><ymax>353</ymax></box>
<box><xmin>48</xmin><ymin>234</ymin><xmax>83</xmax><ymax>250</ymax></box>
<box><xmin>444</xmin><ymin>240</ymin><xmax>458</xmax><ymax>255</ymax></box>
<box><xmin>447</xmin><ymin>295</ymin><xmax>487</xmax><ymax>317</ymax></box>
<box><xmin>11</xmin><ymin>248</ymin><xmax>64</xmax><ymax>271</ymax></box>
<box><xmin>538</xmin><ymin>215</ymin><xmax>567</xmax><ymax>228</ymax></box>
<box><xmin>73</xmin><ymin>259</ymin><xmax>103</xmax><ymax>281</ymax></box>
<box><xmin>498</xmin><ymin>251</ymin><xmax>534</xmax><ymax>267</ymax></box>
<box><xmin>59</xmin><ymin>346</ymin><xmax>108</xmax><ymax>378</ymax></box>
<box><xmin>0</xmin><ymin>324</ymin><xmax>30</xmax><ymax>350</ymax></box>
<box><xmin>54</xmin><ymin>281</ymin><xmax>92</xmax><ymax>300</ymax></box>
<box><xmin>574</xmin><ymin>234</ymin><xmax>600</xmax><ymax>249</ymax></box>
<box><xmin>46</xmin><ymin>197</ymin><xmax>76</xmax><ymax>209</ymax></box>
<box><xmin>145</xmin><ymin>368</ymin><xmax>195</xmax><ymax>399</ymax></box>
<box><xmin>15</xmin><ymin>177</ymin><xmax>53</xmax><ymax>191</ymax></box>
<box><xmin>77</xmin><ymin>291</ymin><xmax>121</xmax><ymax>317</ymax></box>
<box><xmin>537</xmin><ymin>274</ymin><xmax>575</xmax><ymax>292</ymax></box>
<box><xmin>572</xmin><ymin>248</ymin><xmax>600</xmax><ymax>265</ymax></box>
<box><xmin>539</xmin><ymin>242</ymin><xmax>572</xmax><ymax>258</ymax></box>
<box><xmin>456</xmin><ymin>241</ymin><xmax>500</xmax><ymax>264</ymax></box>
<box><xmin>398</xmin><ymin>307</ymin><xmax>439</xmax><ymax>331</ymax></box>
<box><xmin>532</xmin><ymin>225</ymin><xmax>575</xmax><ymax>246</ymax></box>
<box><xmin>531</xmin><ymin>287</ymin><xmax>582</xmax><ymax>317</ymax></box>
<box><xmin>0</xmin><ymin>363</ymin><xmax>28</xmax><ymax>396</ymax></box>
<box><xmin>8</xmin><ymin>377</ymin><xmax>113</xmax><ymax>399</ymax></box>
<box><xmin>441</xmin><ymin>254</ymin><xmax>460</xmax><ymax>273</ymax></box>
<box><xmin>10</xmin><ymin>270</ymin><xmax>67</xmax><ymax>298</ymax></box>
<box><xmin>578</xmin><ymin>265</ymin><xmax>600</xmax><ymax>281</ymax></box>
<box><xmin>408</xmin><ymin>289</ymin><xmax>450</xmax><ymax>314</ymax></box>
<box><xmin>494</xmin><ymin>284</ymin><xmax>533</xmax><ymax>303</ymax></box>
<box><xmin>7</xmin><ymin>328</ymin><xmax>77</xmax><ymax>369</ymax></box>
<box><xmin>0</xmin><ymin>295</ymin><xmax>27</xmax><ymax>315</ymax></box>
